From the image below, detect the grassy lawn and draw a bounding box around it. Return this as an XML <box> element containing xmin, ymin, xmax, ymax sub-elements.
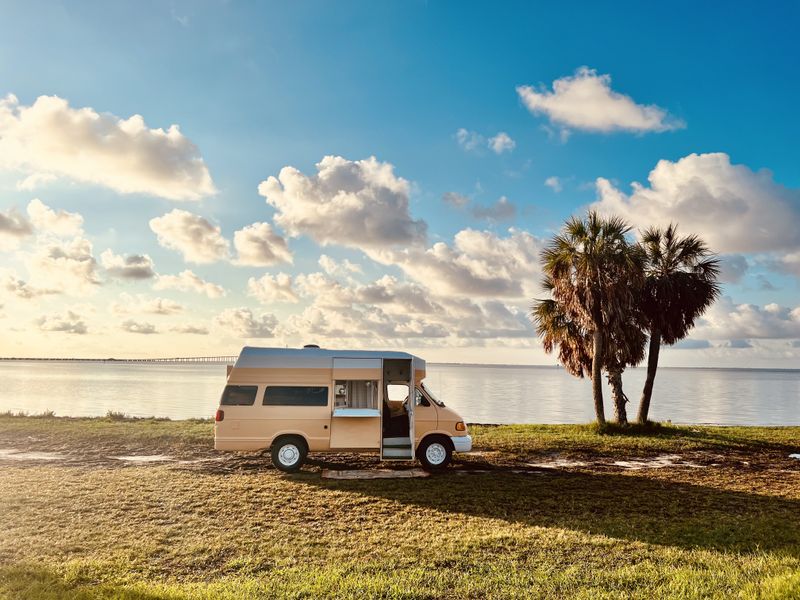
<box><xmin>1</xmin><ymin>416</ymin><xmax>799</xmax><ymax>599</ymax></box>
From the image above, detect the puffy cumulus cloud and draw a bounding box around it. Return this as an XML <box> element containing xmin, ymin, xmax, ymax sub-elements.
<box><xmin>544</xmin><ymin>176</ymin><xmax>562</xmax><ymax>193</ymax></box>
<box><xmin>171</xmin><ymin>323</ymin><xmax>209</xmax><ymax>335</ymax></box>
<box><xmin>592</xmin><ymin>153</ymin><xmax>800</xmax><ymax>254</ymax></box>
<box><xmin>26</xmin><ymin>198</ymin><xmax>83</xmax><ymax>236</ymax></box>
<box><xmin>0</xmin><ymin>206</ymin><xmax>33</xmax><ymax>249</ymax></box>
<box><xmin>0</xmin><ymin>94</ymin><xmax>215</xmax><ymax>200</ymax></box>
<box><xmin>471</xmin><ymin>196</ymin><xmax>516</xmax><ymax>222</ymax></box>
<box><xmin>371</xmin><ymin>228</ymin><xmax>543</xmax><ymax>298</ymax></box>
<box><xmin>718</xmin><ymin>254</ymin><xmax>749</xmax><ymax>284</ymax></box>
<box><xmin>214</xmin><ymin>307</ymin><xmax>277</xmax><ymax>338</ymax></box>
<box><xmin>284</xmin><ymin>270</ymin><xmax>532</xmax><ymax>343</ymax></box>
<box><xmin>149</xmin><ymin>209</ymin><xmax>230</xmax><ymax>264</ymax></box>
<box><xmin>693</xmin><ymin>297</ymin><xmax>800</xmax><ymax>340</ymax></box>
<box><xmin>258</xmin><ymin>155</ymin><xmax>427</xmax><ymax>250</ymax></box>
<box><xmin>121</xmin><ymin>319</ymin><xmax>158</xmax><ymax>334</ymax></box>
<box><xmin>111</xmin><ymin>294</ymin><xmax>184</xmax><ymax>315</ymax></box>
<box><xmin>488</xmin><ymin>132</ymin><xmax>515</xmax><ymax>154</ymax></box>
<box><xmin>232</xmin><ymin>222</ymin><xmax>292</xmax><ymax>266</ymax></box>
<box><xmin>247</xmin><ymin>273</ymin><xmax>299</xmax><ymax>304</ymax></box>
<box><xmin>0</xmin><ymin>269</ymin><xmax>59</xmax><ymax>299</ymax></box>
<box><xmin>24</xmin><ymin>236</ymin><xmax>99</xmax><ymax>296</ymax></box>
<box><xmin>318</xmin><ymin>254</ymin><xmax>362</xmax><ymax>277</ymax></box>
<box><xmin>768</xmin><ymin>251</ymin><xmax>800</xmax><ymax>278</ymax></box>
<box><xmin>153</xmin><ymin>270</ymin><xmax>226</xmax><ymax>298</ymax></box>
<box><xmin>37</xmin><ymin>310</ymin><xmax>87</xmax><ymax>334</ymax></box>
<box><xmin>100</xmin><ymin>249</ymin><xmax>156</xmax><ymax>280</ymax></box>
<box><xmin>517</xmin><ymin>67</ymin><xmax>684</xmax><ymax>133</ymax></box>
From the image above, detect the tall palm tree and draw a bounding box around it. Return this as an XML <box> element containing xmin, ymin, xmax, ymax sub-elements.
<box><xmin>533</xmin><ymin>276</ymin><xmax>646</xmax><ymax>425</ymax></box>
<box><xmin>538</xmin><ymin>211</ymin><xmax>645</xmax><ymax>424</ymax></box>
<box><xmin>636</xmin><ymin>224</ymin><xmax>720</xmax><ymax>424</ymax></box>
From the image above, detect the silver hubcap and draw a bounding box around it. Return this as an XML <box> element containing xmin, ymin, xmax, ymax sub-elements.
<box><xmin>278</xmin><ymin>444</ymin><xmax>300</xmax><ymax>466</ymax></box>
<box><xmin>425</xmin><ymin>443</ymin><xmax>447</xmax><ymax>465</ymax></box>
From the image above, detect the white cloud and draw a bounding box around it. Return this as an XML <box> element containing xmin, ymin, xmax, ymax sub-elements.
<box><xmin>693</xmin><ymin>297</ymin><xmax>800</xmax><ymax>340</ymax></box>
<box><xmin>233</xmin><ymin>222</ymin><xmax>292</xmax><ymax>266</ymax></box>
<box><xmin>0</xmin><ymin>206</ymin><xmax>33</xmax><ymax>249</ymax></box>
<box><xmin>24</xmin><ymin>235</ymin><xmax>99</xmax><ymax>296</ymax></box>
<box><xmin>591</xmin><ymin>153</ymin><xmax>800</xmax><ymax>254</ymax></box>
<box><xmin>768</xmin><ymin>251</ymin><xmax>800</xmax><ymax>278</ymax></box>
<box><xmin>318</xmin><ymin>254</ymin><xmax>362</xmax><ymax>277</ymax></box>
<box><xmin>214</xmin><ymin>307</ymin><xmax>277</xmax><ymax>338</ymax></box>
<box><xmin>121</xmin><ymin>319</ymin><xmax>158</xmax><ymax>334</ymax></box>
<box><xmin>544</xmin><ymin>176</ymin><xmax>562</xmax><ymax>193</ymax></box>
<box><xmin>100</xmin><ymin>249</ymin><xmax>156</xmax><ymax>280</ymax></box>
<box><xmin>0</xmin><ymin>94</ymin><xmax>215</xmax><ymax>200</ymax></box>
<box><xmin>171</xmin><ymin>323</ymin><xmax>209</xmax><ymax>335</ymax></box>
<box><xmin>517</xmin><ymin>67</ymin><xmax>684</xmax><ymax>133</ymax></box>
<box><xmin>37</xmin><ymin>310</ymin><xmax>87</xmax><ymax>334</ymax></box>
<box><xmin>247</xmin><ymin>273</ymin><xmax>299</xmax><ymax>304</ymax></box>
<box><xmin>26</xmin><ymin>198</ymin><xmax>83</xmax><ymax>237</ymax></box>
<box><xmin>16</xmin><ymin>173</ymin><xmax>56</xmax><ymax>191</ymax></box>
<box><xmin>258</xmin><ymin>156</ymin><xmax>426</xmax><ymax>250</ymax></box>
<box><xmin>455</xmin><ymin>128</ymin><xmax>484</xmax><ymax>151</ymax></box>
<box><xmin>371</xmin><ymin>228</ymin><xmax>543</xmax><ymax>298</ymax></box>
<box><xmin>149</xmin><ymin>209</ymin><xmax>230</xmax><ymax>264</ymax></box>
<box><xmin>471</xmin><ymin>196</ymin><xmax>516</xmax><ymax>221</ymax></box>
<box><xmin>153</xmin><ymin>270</ymin><xmax>226</xmax><ymax>298</ymax></box>
<box><xmin>0</xmin><ymin>269</ymin><xmax>59</xmax><ymax>299</ymax></box>
<box><xmin>111</xmin><ymin>294</ymin><xmax>184</xmax><ymax>315</ymax></box>
<box><xmin>488</xmin><ymin>132</ymin><xmax>515</xmax><ymax>154</ymax></box>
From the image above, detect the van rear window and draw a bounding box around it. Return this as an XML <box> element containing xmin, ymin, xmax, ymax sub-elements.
<box><xmin>220</xmin><ymin>385</ymin><xmax>258</xmax><ymax>406</ymax></box>
<box><xmin>264</xmin><ymin>386</ymin><xmax>328</xmax><ymax>406</ymax></box>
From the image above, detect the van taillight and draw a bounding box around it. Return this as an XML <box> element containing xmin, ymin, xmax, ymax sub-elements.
<box><xmin>215</xmin><ymin>409</ymin><xmax>224</xmax><ymax>422</ymax></box>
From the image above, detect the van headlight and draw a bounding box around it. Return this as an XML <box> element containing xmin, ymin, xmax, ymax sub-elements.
<box><xmin>455</xmin><ymin>421</ymin><xmax>466</xmax><ymax>432</ymax></box>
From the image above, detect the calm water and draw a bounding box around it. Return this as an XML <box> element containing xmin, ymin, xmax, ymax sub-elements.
<box><xmin>0</xmin><ymin>361</ymin><xmax>798</xmax><ymax>425</ymax></box>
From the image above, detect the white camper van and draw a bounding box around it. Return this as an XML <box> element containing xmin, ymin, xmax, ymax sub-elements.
<box><xmin>214</xmin><ymin>346</ymin><xmax>472</xmax><ymax>472</ymax></box>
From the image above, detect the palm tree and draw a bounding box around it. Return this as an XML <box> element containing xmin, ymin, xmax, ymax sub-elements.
<box><xmin>537</xmin><ymin>211</ymin><xmax>645</xmax><ymax>424</ymax></box>
<box><xmin>533</xmin><ymin>276</ymin><xmax>646</xmax><ymax>425</ymax></box>
<box><xmin>636</xmin><ymin>224</ymin><xmax>720</xmax><ymax>424</ymax></box>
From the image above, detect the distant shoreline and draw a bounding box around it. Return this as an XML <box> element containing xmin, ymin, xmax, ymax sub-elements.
<box><xmin>0</xmin><ymin>356</ymin><xmax>798</xmax><ymax>373</ymax></box>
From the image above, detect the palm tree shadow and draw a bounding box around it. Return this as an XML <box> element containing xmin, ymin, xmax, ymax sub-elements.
<box><xmin>292</xmin><ymin>468</ymin><xmax>800</xmax><ymax>556</ymax></box>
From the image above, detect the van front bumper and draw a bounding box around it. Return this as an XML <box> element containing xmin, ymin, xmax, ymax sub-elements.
<box><xmin>451</xmin><ymin>434</ymin><xmax>472</xmax><ymax>453</ymax></box>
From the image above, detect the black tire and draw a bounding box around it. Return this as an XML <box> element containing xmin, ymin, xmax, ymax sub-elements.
<box><xmin>271</xmin><ymin>436</ymin><xmax>307</xmax><ymax>473</ymax></box>
<box><xmin>417</xmin><ymin>436</ymin><xmax>452</xmax><ymax>472</ymax></box>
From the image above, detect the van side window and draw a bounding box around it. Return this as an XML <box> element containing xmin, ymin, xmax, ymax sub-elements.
<box><xmin>221</xmin><ymin>385</ymin><xmax>258</xmax><ymax>406</ymax></box>
<box><xmin>264</xmin><ymin>386</ymin><xmax>328</xmax><ymax>406</ymax></box>
<box><xmin>334</xmin><ymin>380</ymin><xmax>379</xmax><ymax>410</ymax></box>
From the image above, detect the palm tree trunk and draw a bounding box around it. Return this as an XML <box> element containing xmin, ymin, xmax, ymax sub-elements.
<box><xmin>608</xmin><ymin>369</ymin><xmax>627</xmax><ymax>425</ymax></box>
<box><xmin>637</xmin><ymin>329</ymin><xmax>661</xmax><ymax>424</ymax></box>
<box><xmin>591</xmin><ymin>328</ymin><xmax>605</xmax><ymax>425</ymax></box>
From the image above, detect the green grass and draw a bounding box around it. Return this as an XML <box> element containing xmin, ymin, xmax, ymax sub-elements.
<box><xmin>1</xmin><ymin>416</ymin><xmax>799</xmax><ymax>599</ymax></box>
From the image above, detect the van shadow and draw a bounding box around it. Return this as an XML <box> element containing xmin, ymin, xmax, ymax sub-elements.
<box><xmin>293</xmin><ymin>467</ymin><xmax>800</xmax><ymax>557</ymax></box>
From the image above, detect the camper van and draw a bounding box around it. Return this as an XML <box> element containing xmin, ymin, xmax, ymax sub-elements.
<box><xmin>214</xmin><ymin>346</ymin><xmax>472</xmax><ymax>472</ymax></box>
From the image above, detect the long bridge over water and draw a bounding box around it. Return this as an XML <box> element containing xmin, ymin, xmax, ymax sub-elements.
<box><xmin>0</xmin><ymin>356</ymin><xmax>238</xmax><ymax>364</ymax></box>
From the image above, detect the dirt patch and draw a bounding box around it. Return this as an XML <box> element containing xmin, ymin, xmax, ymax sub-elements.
<box><xmin>0</xmin><ymin>448</ymin><xmax>65</xmax><ymax>461</ymax></box>
<box><xmin>322</xmin><ymin>468</ymin><xmax>430</xmax><ymax>479</ymax></box>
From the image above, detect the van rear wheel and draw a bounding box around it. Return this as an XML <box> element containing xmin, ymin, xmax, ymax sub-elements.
<box><xmin>271</xmin><ymin>436</ymin><xmax>307</xmax><ymax>473</ymax></box>
<box><xmin>417</xmin><ymin>436</ymin><xmax>452</xmax><ymax>472</ymax></box>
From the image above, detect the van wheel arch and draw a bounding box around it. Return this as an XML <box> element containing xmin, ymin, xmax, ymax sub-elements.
<box><xmin>270</xmin><ymin>434</ymin><xmax>309</xmax><ymax>473</ymax></box>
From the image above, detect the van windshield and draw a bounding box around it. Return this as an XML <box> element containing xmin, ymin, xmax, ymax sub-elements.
<box><xmin>421</xmin><ymin>383</ymin><xmax>445</xmax><ymax>407</ymax></box>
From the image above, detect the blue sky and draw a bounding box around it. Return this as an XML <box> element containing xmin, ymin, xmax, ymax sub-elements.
<box><xmin>1</xmin><ymin>1</ymin><xmax>799</xmax><ymax>365</ymax></box>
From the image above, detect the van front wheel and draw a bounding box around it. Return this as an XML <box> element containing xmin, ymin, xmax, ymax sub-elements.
<box><xmin>271</xmin><ymin>436</ymin><xmax>307</xmax><ymax>473</ymax></box>
<box><xmin>417</xmin><ymin>436</ymin><xmax>452</xmax><ymax>472</ymax></box>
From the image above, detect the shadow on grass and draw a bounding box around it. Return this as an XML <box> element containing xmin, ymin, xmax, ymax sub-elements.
<box><xmin>294</xmin><ymin>468</ymin><xmax>800</xmax><ymax>557</ymax></box>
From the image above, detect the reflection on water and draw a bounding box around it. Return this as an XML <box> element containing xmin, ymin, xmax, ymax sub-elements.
<box><xmin>0</xmin><ymin>361</ymin><xmax>798</xmax><ymax>425</ymax></box>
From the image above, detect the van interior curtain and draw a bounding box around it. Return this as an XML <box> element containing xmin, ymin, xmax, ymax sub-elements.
<box><xmin>347</xmin><ymin>380</ymin><xmax>377</xmax><ymax>409</ymax></box>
